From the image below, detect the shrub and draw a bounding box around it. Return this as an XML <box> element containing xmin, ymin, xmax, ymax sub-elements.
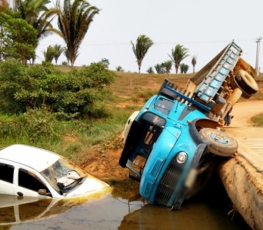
<box><xmin>0</xmin><ymin>61</ymin><xmax>116</xmax><ymax>118</ymax></box>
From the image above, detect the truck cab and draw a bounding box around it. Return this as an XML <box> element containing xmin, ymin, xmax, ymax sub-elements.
<box><xmin>119</xmin><ymin>40</ymin><xmax>258</xmax><ymax>210</ymax></box>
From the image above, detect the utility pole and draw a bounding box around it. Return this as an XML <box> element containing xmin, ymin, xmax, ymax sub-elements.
<box><xmin>255</xmin><ymin>37</ymin><xmax>262</xmax><ymax>76</ymax></box>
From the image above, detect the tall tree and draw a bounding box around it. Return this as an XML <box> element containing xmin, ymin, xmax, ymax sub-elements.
<box><xmin>14</xmin><ymin>0</ymin><xmax>60</xmax><ymax>40</ymax></box>
<box><xmin>169</xmin><ymin>44</ymin><xmax>189</xmax><ymax>74</ymax></box>
<box><xmin>191</xmin><ymin>55</ymin><xmax>197</xmax><ymax>73</ymax></box>
<box><xmin>53</xmin><ymin>44</ymin><xmax>65</xmax><ymax>65</ymax></box>
<box><xmin>56</xmin><ymin>0</ymin><xmax>99</xmax><ymax>66</ymax></box>
<box><xmin>0</xmin><ymin>3</ymin><xmax>10</xmax><ymax>61</ymax></box>
<box><xmin>0</xmin><ymin>12</ymin><xmax>37</xmax><ymax>64</ymax></box>
<box><xmin>131</xmin><ymin>35</ymin><xmax>154</xmax><ymax>73</ymax></box>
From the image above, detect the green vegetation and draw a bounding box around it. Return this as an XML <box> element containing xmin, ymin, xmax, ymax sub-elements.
<box><xmin>0</xmin><ymin>61</ymin><xmax>122</xmax><ymax>163</ymax></box>
<box><xmin>43</xmin><ymin>44</ymin><xmax>65</xmax><ymax>65</ymax></box>
<box><xmin>0</xmin><ymin>10</ymin><xmax>38</xmax><ymax>63</ymax></box>
<box><xmin>154</xmin><ymin>63</ymin><xmax>166</xmax><ymax>74</ymax></box>
<box><xmin>0</xmin><ymin>60</ymin><xmax>115</xmax><ymax>115</ymax></box>
<box><xmin>251</xmin><ymin>113</ymin><xmax>263</xmax><ymax>127</ymax></box>
<box><xmin>154</xmin><ymin>60</ymin><xmax>173</xmax><ymax>74</ymax></box>
<box><xmin>147</xmin><ymin>67</ymin><xmax>154</xmax><ymax>74</ymax></box>
<box><xmin>13</xmin><ymin>0</ymin><xmax>60</xmax><ymax>40</ymax></box>
<box><xmin>180</xmin><ymin>63</ymin><xmax>189</xmax><ymax>74</ymax></box>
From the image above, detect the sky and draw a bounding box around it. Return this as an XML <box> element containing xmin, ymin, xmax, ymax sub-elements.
<box><xmin>28</xmin><ymin>0</ymin><xmax>263</xmax><ymax>73</ymax></box>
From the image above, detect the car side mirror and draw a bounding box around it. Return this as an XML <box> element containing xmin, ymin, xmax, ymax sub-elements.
<box><xmin>38</xmin><ymin>189</ymin><xmax>51</xmax><ymax>196</ymax></box>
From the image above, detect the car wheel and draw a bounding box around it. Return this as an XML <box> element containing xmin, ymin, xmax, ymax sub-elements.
<box><xmin>199</xmin><ymin>128</ymin><xmax>238</xmax><ymax>157</ymax></box>
<box><xmin>235</xmin><ymin>70</ymin><xmax>259</xmax><ymax>95</ymax></box>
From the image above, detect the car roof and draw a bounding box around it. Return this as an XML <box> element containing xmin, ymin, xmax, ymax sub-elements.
<box><xmin>0</xmin><ymin>144</ymin><xmax>60</xmax><ymax>172</ymax></box>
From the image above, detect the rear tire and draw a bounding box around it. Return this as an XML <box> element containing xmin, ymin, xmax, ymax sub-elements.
<box><xmin>199</xmin><ymin>128</ymin><xmax>238</xmax><ymax>157</ymax></box>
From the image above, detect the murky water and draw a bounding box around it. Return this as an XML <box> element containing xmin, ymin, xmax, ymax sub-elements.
<box><xmin>0</xmin><ymin>175</ymin><xmax>252</xmax><ymax>230</ymax></box>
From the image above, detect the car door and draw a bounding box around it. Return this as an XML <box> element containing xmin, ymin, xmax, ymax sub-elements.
<box><xmin>16</xmin><ymin>168</ymin><xmax>52</xmax><ymax>198</ymax></box>
<box><xmin>0</xmin><ymin>162</ymin><xmax>17</xmax><ymax>196</ymax></box>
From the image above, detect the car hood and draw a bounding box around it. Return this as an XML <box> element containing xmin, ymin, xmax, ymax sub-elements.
<box><xmin>65</xmin><ymin>174</ymin><xmax>110</xmax><ymax>198</ymax></box>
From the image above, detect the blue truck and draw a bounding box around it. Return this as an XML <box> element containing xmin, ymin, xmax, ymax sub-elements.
<box><xmin>119</xmin><ymin>40</ymin><xmax>259</xmax><ymax>210</ymax></box>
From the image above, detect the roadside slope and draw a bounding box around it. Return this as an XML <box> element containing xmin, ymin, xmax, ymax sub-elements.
<box><xmin>219</xmin><ymin>100</ymin><xmax>263</xmax><ymax>230</ymax></box>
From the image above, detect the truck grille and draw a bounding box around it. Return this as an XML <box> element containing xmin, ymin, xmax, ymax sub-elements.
<box><xmin>154</xmin><ymin>156</ymin><xmax>185</xmax><ymax>206</ymax></box>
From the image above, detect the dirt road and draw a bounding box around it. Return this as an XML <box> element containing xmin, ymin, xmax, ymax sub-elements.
<box><xmin>219</xmin><ymin>100</ymin><xmax>263</xmax><ymax>230</ymax></box>
<box><xmin>229</xmin><ymin>100</ymin><xmax>263</xmax><ymax>128</ymax></box>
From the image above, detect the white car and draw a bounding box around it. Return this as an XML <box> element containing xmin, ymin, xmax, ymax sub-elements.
<box><xmin>0</xmin><ymin>144</ymin><xmax>110</xmax><ymax>198</ymax></box>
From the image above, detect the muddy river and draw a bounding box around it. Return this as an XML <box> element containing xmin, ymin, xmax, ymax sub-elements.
<box><xmin>0</xmin><ymin>174</ymin><xmax>252</xmax><ymax>230</ymax></box>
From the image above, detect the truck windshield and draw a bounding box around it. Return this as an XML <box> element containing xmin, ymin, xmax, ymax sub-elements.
<box><xmin>140</xmin><ymin>113</ymin><xmax>165</xmax><ymax>146</ymax></box>
<box><xmin>128</xmin><ymin>112</ymin><xmax>166</xmax><ymax>180</ymax></box>
<box><xmin>154</xmin><ymin>97</ymin><xmax>174</xmax><ymax>115</ymax></box>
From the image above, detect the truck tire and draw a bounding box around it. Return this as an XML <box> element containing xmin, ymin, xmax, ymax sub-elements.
<box><xmin>230</xmin><ymin>76</ymin><xmax>251</xmax><ymax>99</ymax></box>
<box><xmin>235</xmin><ymin>70</ymin><xmax>258</xmax><ymax>95</ymax></box>
<box><xmin>199</xmin><ymin>128</ymin><xmax>238</xmax><ymax>157</ymax></box>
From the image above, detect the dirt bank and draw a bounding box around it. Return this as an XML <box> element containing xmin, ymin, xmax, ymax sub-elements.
<box><xmin>219</xmin><ymin>101</ymin><xmax>263</xmax><ymax>230</ymax></box>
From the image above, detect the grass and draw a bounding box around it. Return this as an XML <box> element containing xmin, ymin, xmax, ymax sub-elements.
<box><xmin>251</xmin><ymin>113</ymin><xmax>263</xmax><ymax>127</ymax></box>
<box><xmin>105</xmin><ymin>72</ymin><xmax>192</xmax><ymax>106</ymax></box>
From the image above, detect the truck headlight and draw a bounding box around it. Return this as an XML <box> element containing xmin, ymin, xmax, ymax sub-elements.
<box><xmin>176</xmin><ymin>152</ymin><xmax>187</xmax><ymax>164</ymax></box>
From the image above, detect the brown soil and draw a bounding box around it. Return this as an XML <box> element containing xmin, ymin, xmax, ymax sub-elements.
<box><xmin>79</xmin><ymin>132</ymin><xmax>140</xmax><ymax>197</ymax></box>
<box><xmin>219</xmin><ymin>100</ymin><xmax>263</xmax><ymax>229</ymax></box>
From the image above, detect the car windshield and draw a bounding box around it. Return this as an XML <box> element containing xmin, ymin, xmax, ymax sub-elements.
<box><xmin>40</xmin><ymin>157</ymin><xmax>86</xmax><ymax>195</ymax></box>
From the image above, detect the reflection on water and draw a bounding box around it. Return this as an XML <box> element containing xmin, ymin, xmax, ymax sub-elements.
<box><xmin>0</xmin><ymin>175</ymin><xmax>252</xmax><ymax>230</ymax></box>
<box><xmin>0</xmin><ymin>195</ymin><xmax>251</xmax><ymax>230</ymax></box>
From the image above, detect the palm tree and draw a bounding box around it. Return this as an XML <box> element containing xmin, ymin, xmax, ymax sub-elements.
<box><xmin>53</xmin><ymin>44</ymin><xmax>65</xmax><ymax>65</ymax></box>
<box><xmin>56</xmin><ymin>0</ymin><xmax>99</xmax><ymax>66</ymax></box>
<box><xmin>169</xmin><ymin>44</ymin><xmax>189</xmax><ymax>74</ymax></box>
<box><xmin>162</xmin><ymin>60</ymin><xmax>173</xmax><ymax>73</ymax></box>
<box><xmin>14</xmin><ymin>0</ymin><xmax>60</xmax><ymax>40</ymax></box>
<box><xmin>64</xmin><ymin>48</ymin><xmax>70</xmax><ymax>64</ymax></box>
<box><xmin>192</xmin><ymin>55</ymin><xmax>197</xmax><ymax>73</ymax></box>
<box><xmin>180</xmin><ymin>63</ymin><xmax>189</xmax><ymax>74</ymax></box>
<box><xmin>43</xmin><ymin>45</ymin><xmax>55</xmax><ymax>63</ymax></box>
<box><xmin>131</xmin><ymin>35</ymin><xmax>154</xmax><ymax>73</ymax></box>
<box><xmin>154</xmin><ymin>64</ymin><xmax>165</xmax><ymax>74</ymax></box>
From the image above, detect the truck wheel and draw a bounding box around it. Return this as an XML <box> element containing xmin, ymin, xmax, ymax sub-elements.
<box><xmin>230</xmin><ymin>76</ymin><xmax>251</xmax><ymax>99</ymax></box>
<box><xmin>235</xmin><ymin>70</ymin><xmax>258</xmax><ymax>95</ymax></box>
<box><xmin>199</xmin><ymin>128</ymin><xmax>238</xmax><ymax>157</ymax></box>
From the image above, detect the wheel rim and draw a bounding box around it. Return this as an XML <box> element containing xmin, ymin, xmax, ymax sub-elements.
<box><xmin>209</xmin><ymin>132</ymin><xmax>229</xmax><ymax>145</ymax></box>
